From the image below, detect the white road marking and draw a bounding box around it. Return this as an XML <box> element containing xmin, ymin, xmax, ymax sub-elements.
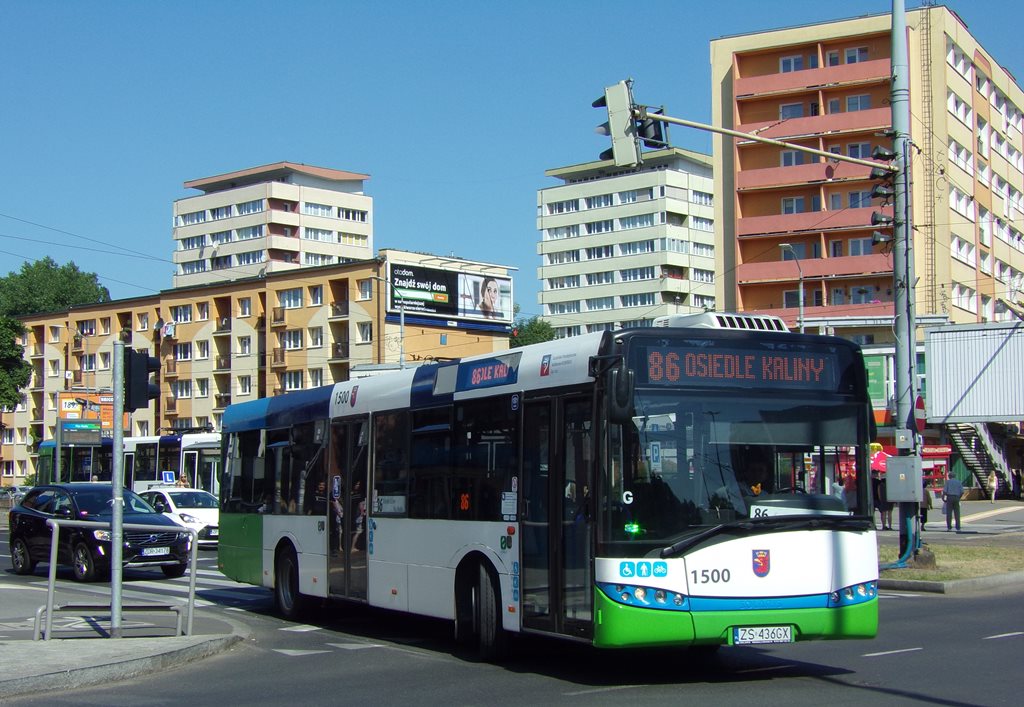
<box><xmin>863</xmin><ymin>647</ymin><xmax>923</xmax><ymax>657</ymax></box>
<box><xmin>983</xmin><ymin>632</ymin><xmax>1023</xmax><ymax>640</ymax></box>
<box><xmin>273</xmin><ymin>649</ymin><xmax>331</xmax><ymax>656</ymax></box>
<box><xmin>280</xmin><ymin>624</ymin><xmax>321</xmax><ymax>632</ymax></box>
<box><xmin>326</xmin><ymin>642</ymin><xmax>385</xmax><ymax>650</ymax></box>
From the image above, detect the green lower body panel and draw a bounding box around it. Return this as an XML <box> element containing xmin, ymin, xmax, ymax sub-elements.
<box><xmin>593</xmin><ymin>590</ymin><xmax>878</xmax><ymax>649</ymax></box>
<box><xmin>218</xmin><ymin>514</ymin><xmax>264</xmax><ymax>586</ymax></box>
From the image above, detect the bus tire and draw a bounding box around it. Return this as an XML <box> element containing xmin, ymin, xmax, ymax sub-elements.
<box><xmin>476</xmin><ymin>563</ymin><xmax>507</xmax><ymax>661</ymax></box>
<box><xmin>275</xmin><ymin>546</ymin><xmax>306</xmax><ymax>620</ymax></box>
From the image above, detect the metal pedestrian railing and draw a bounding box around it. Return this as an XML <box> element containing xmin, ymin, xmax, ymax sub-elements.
<box><xmin>34</xmin><ymin>518</ymin><xmax>199</xmax><ymax>640</ymax></box>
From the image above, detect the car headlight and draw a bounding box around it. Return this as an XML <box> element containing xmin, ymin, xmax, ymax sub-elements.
<box><xmin>93</xmin><ymin>529</ymin><xmax>112</xmax><ymax>541</ymax></box>
<box><xmin>179</xmin><ymin>513</ymin><xmax>200</xmax><ymax>524</ymax></box>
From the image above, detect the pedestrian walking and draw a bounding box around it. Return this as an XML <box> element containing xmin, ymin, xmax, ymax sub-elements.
<box><xmin>919</xmin><ymin>478</ymin><xmax>932</xmax><ymax>531</ymax></box>
<box><xmin>942</xmin><ymin>470</ymin><xmax>965</xmax><ymax>532</ymax></box>
<box><xmin>987</xmin><ymin>469</ymin><xmax>997</xmax><ymax>503</ymax></box>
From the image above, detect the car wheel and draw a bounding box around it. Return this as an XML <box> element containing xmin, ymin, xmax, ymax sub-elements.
<box><xmin>72</xmin><ymin>542</ymin><xmax>97</xmax><ymax>582</ymax></box>
<box><xmin>11</xmin><ymin>537</ymin><xmax>36</xmax><ymax>575</ymax></box>
<box><xmin>161</xmin><ymin>563</ymin><xmax>187</xmax><ymax>578</ymax></box>
<box><xmin>274</xmin><ymin>545</ymin><xmax>306</xmax><ymax>620</ymax></box>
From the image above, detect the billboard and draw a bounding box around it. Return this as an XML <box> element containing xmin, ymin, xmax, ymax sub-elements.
<box><xmin>387</xmin><ymin>263</ymin><xmax>512</xmax><ymax>325</ymax></box>
<box><xmin>58</xmin><ymin>391</ymin><xmax>129</xmax><ymax>438</ymax></box>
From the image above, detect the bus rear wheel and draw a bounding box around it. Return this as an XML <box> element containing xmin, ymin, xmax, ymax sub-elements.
<box><xmin>275</xmin><ymin>546</ymin><xmax>306</xmax><ymax>620</ymax></box>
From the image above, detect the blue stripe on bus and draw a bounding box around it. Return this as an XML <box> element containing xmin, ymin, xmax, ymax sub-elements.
<box><xmin>410</xmin><ymin>363</ymin><xmax>452</xmax><ymax>408</ymax></box>
<box><xmin>222</xmin><ymin>385</ymin><xmax>334</xmax><ymax>433</ymax></box>
<box><xmin>689</xmin><ymin>594</ymin><xmax>829</xmax><ymax>611</ymax></box>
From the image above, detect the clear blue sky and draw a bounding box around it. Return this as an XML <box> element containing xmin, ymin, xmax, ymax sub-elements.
<box><xmin>1</xmin><ymin>1</ymin><xmax>1019</xmax><ymax>319</ymax></box>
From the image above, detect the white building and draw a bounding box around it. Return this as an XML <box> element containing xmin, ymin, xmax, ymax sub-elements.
<box><xmin>172</xmin><ymin>162</ymin><xmax>374</xmax><ymax>289</ymax></box>
<box><xmin>537</xmin><ymin>148</ymin><xmax>716</xmax><ymax>337</ymax></box>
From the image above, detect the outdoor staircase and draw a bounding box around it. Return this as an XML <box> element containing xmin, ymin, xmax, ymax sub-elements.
<box><xmin>946</xmin><ymin>422</ymin><xmax>1008</xmax><ymax>498</ymax></box>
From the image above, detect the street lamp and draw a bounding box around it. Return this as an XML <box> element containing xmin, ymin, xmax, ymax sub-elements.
<box><xmin>779</xmin><ymin>243</ymin><xmax>805</xmax><ymax>333</ymax></box>
<box><xmin>370</xmin><ymin>275</ymin><xmax>405</xmax><ymax>369</ymax></box>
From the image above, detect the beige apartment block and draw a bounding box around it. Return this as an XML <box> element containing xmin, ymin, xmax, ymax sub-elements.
<box><xmin>172</xmin><ymin>162</ymin><xmax>374</xmax><ymax>289</ymax></box>
<box><xmin>711</xmin><ymin>6</ymin><xmax>1024</xmax><ymax>343</ymax></box>
<box><xmin>1</xmin><ymin>250</ymin><xmax>512</xmax><ymax>484</ymax></box>
<box><xmin>537</xmin><ymin>148</ymin><xmax>716</xmax><ymax>338</ymax></box>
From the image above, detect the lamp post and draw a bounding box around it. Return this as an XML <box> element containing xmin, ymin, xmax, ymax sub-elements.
<box><xmin>370</xmin><ymin>275</ymin><xmax>405</xmax><ymax>369</ymax></box>
<box><xmin>779</xmin><ymin>243</ymin><xmax>804</xmax><ymax>333</ymax></box>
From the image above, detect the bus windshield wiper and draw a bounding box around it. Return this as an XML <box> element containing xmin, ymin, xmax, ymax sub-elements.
<box><xmin>659</xmin><ymin>515</ymin><xmax>872</xmax><ymax>559</ymax></box>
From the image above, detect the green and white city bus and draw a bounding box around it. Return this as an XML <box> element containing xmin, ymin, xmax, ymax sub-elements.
<box><xmin>218</xmin><ymin>313</ymin><xmax>878</xmax><ymax>658</ymax></box>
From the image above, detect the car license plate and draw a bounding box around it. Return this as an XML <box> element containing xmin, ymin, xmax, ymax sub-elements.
<box><xmin>733</xmin><ymin>625</ymin><xmax>793</xmax><ymax>645</ymax></box>
<box><xmin>142</xmin><ymin>546</ymin><xmax>169</xmax><ymax>557</ymax></box>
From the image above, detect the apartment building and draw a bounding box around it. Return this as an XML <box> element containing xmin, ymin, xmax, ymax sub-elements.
<box><xmin>1</xmin><ymin>249</ymin><xmax>512</xmax><ymax>484</ymax></box>
<box><xmin>537</xmin><ymin>148</ymin><xmax>716</xmax><ymax>337</ymax></box>
<box><xmin>711</xmin><ymin>6</ymin><xmax>1024</xmax><ymax>343</ymax></box>
<box><xmin>172</xmin><ymin>162</ymin><xmax>374</xmax><ymax>289</ymax></box>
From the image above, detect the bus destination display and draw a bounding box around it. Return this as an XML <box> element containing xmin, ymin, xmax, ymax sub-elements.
<box><xmin>643</xmin><ymin>345</ymin><xmax>839</xmax><ymax>391</ymax></box>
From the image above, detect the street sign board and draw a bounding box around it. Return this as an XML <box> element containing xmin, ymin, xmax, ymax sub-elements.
<box><xmin>59</xmin><ymin>419</ymin><xmax>102</xmax><ymax>446</ymax></box>
<box><xmin>915</xmin><ymin>395</ymin><xmax>926</xmax><ymax>433</ymax></box>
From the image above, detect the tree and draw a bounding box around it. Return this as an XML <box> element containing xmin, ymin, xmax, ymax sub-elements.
<box><xmin>0</xmin><ymin>316</ymin><xmax>31</xmax><ymax>410</ymax></box>
<box><xmin>0</xmin><ymin>257</ymin><xmax>110</xmax><ymax>318</ymax></box>
<box><xmin>0</xmin><ymin>257</ymin><xmax>110</xmax><ymax>408</ymax></box>
<box><xmin>509</xmin><ymin>305</ymin><xmax>555</xmax><ymax>348</ymax></box>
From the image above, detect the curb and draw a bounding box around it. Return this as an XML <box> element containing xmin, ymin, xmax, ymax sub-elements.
<box><xmin>879</xmin><ymin>569</ymin><xmax>1024</xmax><ymax>594</ymax></box>
<box><xmin>0</xmin><ymin>630</ymin><xmax>248</xmax><ymax>699</ymax></box>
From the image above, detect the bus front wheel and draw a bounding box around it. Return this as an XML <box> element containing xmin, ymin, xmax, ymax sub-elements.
<box><xmin>275</xmin><ymin>546</ymin><xmax>306</xmax><ymax>620</ymax></box>
<box><xmin>460</xmin><ymin>563</ymin><xmax>506</xmax><ymax>661</ymax></box>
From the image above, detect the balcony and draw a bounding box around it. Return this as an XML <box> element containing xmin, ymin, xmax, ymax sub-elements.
<box><xmin>734</xmin><ymin>59</ymin><xmax>890</xmax><ymax>100</ymax></box>
<box><xmin>165</xmin><ymin>396</ymin><xmax>177</xmax><ymax>413</ymax></box>
<box><xmin>735</xmin><ymin>107</ymin><xmax>890</xmax><ymax>142</ymax></box>
<box><xmin>71</xmin><ymin>336</ymin><xmax>84</xmax><ymax>352</ymax></box>
<box><xmin>72</xmin><ymin>370</ymin><xmax>84</xmax><ymax>385</ymax></box>
<box><xmin>329</xmin><ymin>341</ymin><xmax>350</xmax><ymax>361</ymax></box>
<box><xmin>29</xmin><ymin>346</ymin><xmax>44</xmax><ymax>358</ymax></box>
<box><xmin>271</xmin><ymin>347</ymin><xmax>286</xmax><ymax>367</ymax></box>
<box><xmin>271</xmin><ymin>307</ymin><xmax>286</xmax><ymax>327</ymax></box>
<box><xmin>215</xmin><ymin>355</ymin><xmax>232</xmax><ymax>371</ymax></box>
<box><xmin>330</xmin><ymin>301</ymin><xmax>349</xmax><ymax>318</ymax></box>
<box><xmin>119</xmin><ymin>329</ymin><xmax>133</xmax><ymax>344</ymax></box>
<box><xmin>736</xmin><ymin>253</ymin><xmax>893</xmax><ymax>286</ymax></box>
<box><xmin>214</xmin><ymin>393</ymin><xmax>231</xmax><ymax>409</ymax></box>
<box><xmin>736</xmin><ymin>160</ymin><xmax>875</xmax><ymax>191</ymax></box>
<box><xmin>214</xmin><ymin>317</ymin><xmax>232</xmax><ymax>336</ymax></box>
<box><xmin>164</xmin><ymin>358</ymin><xmax>178</xmax><ymax>377</ymax></box>
<box><xmin>736</xmin><ymin>205</ymin><xmax>891</xmax><ymax>237</ymax></box>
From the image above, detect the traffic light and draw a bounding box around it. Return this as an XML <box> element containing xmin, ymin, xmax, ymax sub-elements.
<box><xmin>636</xmin><ymin>106</ymin><xmax>668</xmax><ymax>149</ymax></box>
<box><xmin>869</xmin><ymin>145</ymin><xmax>897</xmax><ymax>244</ymax></box>
<box><xmin>123</xmin><ymin>348</ymin><xmax>160</xmax><ymax>412</ymax></box>
<box><xmin>594</xmin><ymin>80</ymin><xmax>640</xmax><ymax>167</ymax></box>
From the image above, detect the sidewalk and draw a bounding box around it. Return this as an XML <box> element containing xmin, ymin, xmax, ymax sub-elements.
<box><xmin>0</xmin><ymin>602</ymin><xmax>247</xmax><ymax>699</ymax></box>
<box><xmin>877</xmin><ymin>498</ymin><xmax>1024</xmax><ymax>593</ymax></box>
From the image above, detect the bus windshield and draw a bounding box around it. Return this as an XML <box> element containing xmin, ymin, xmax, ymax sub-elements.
<box><xmin>601</xmin><ymin>389</ymin><xmax>869</xmax><ymax>552</ymax></box>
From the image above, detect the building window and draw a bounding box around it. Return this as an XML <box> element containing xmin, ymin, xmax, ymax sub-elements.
<box><xmin>586</xmin><ymin>297</ymin><xmax>614</xmax><ymax>311</ymax></box>
<box><xmin>308</xmin><ymin>285</ymin><xmax>323</xmax><ymax>306</ymax></box>
<box><xmin>339</xmin><ymin>208</ymin><xmax>367</xmax><ymax>222</ymax></box>
<box><xmin>830</xmin><ymin>193</ymin><xmax>842</xmax><ymax>210</ymax></box>
<box><xmin>77</xmin><ymin>319</ymin><xmax>96</xmax><ymax>336</ymax></box>
<box><xmin>586</xmin><ymin>271</ymin><xmax>615</xmax><ymax>285</ymax></box>
<box><xmin>178</xmin><ymin>210</ymin><xmax>206</xmax><ymax>226</ymax></box>
<box><xmin>304</xmin><ymin>227</ymin><xmax>334</xmax><ymax>242</ymax></box>
<box><xmin>237</xmin><ymin>199</ymin><xmax>264</xmax><ymax>215</ymax></box>
<box><xmin>358</xmin><ymin>322</ymin><xmax>373</xmax><ymax>343</ymax></box>
<box><xmin>620</xmin><ymin>293</ymin><xmax>656</xmax><ymax>307</ymax></box>
<box><xmin>586</xmin><ymin>245</ymin><xmax>614</xmax><ymax>259</ymax></box>
<box><xmin>358</xmin><ymin>279</ymin><xmax>373</xmax><ymax>300</ymax></box>
<box><xmin>781</xmin><ymin>150</ymin><xmax>804</xmax><ymax>167</ymax></box>
<box><xmin>170</xmin><ymin>305</ymin><xmax>192</xmax><ymax>323</ymax></box>
<box><xmin>846</xmin><ymin>94</ymin><xmax>871</xmax><ymax>112</ymax></box>
<box><xmin>238</xmin><ymin>298</ymin><xmax>251</xmax><ymax>317</ymax></box>
<box><xmin>173</xmin><ymin>380</ymin><xmax>192</xmax><ymax>399</ymax></box>
<box><xmin>280</xmin><ymin>330</ymin><xmax>303</xmax><ymax>350</ymax></box>
<box><xmin>826</xmin><ymin>50</ymin><xmax>840</xmax><ymax>66</ymax></box>
<box><xmin>847</xmin><ymin>142</ymin><xmax>871</xmax><ymax>159</ymax></box>
<box><xmin>691</xmin><ymin>191</ymin><xmax>713</xmax><ymax>206</ymax></box>
<box><xmin>211</xmin><ymin>256</ymin><xmax>232</xmax><ymax>270</ymax></box>
<box><xmin>584</xmin><ymin>219</ymin><xmax>614</xmax><ymax>235</ymax></box>
<box><xmin>848</xmin><ymin>191</ymin><xmax>872</xmax><ymax>208</ymax></box>
<box><xmin>303</xmin><ymin>202</ymin><xmax>333</xmax><ymax>217</ymax></box>
<box><xmin>547</xmin><ymin>199</ymin><xmax>579</xmax><ymax>215</ymax></box>
<box><xmin>210</xmin><ymin>205</ymin><xmax>232</xmax><ymax>220</ymax></box>
<box><xmin>782</xmin><ymin>197</ymin><xmax>805</xmax><ymax>214</ymax></box>
<box><xmin>780</xmin><ymin>55</ymin><xmax>803</xmax><ymax>73</ymax></box>
<box><xmin>196</xmin><ymin>302</ymin><xmax>209</xmax><ymax>321</ymax></box>
<box><xmin>619</xmin><ymin>213</ymin><xmax>655</xmax><ymax>230</ymax></box>
<box><xmin>779</xmin><ymin>103</ymin><xmax>804</xmax><ymax>120</ymax></box>
<box><xmin>845</xmin><ymin>47</ymin><xmax>868</xmax><ymax>64</ymax></box>
<box><xmin>282</xmin><ymin>371</ymin><xmax>304</xmax><ymax>391</ymax></box>
<box><xmin>239</xmin><ymin>376</ymin><xmax>252</xmax><ymax>396</ymax></box>
<box><xmin>235</xmin><ymin>226</ymin><xmax>263</xmax><ymax>241</ymax></box>
<box><xmin>175</xmin><ymin>343</ymin><xmax>192</xmax><ymax>361</ymax></box>
<box><xmin>692</xmin><ymin>268</ymin><xmax>714</xmax><ymax>284</ymax></box>
<box><xmin>308</xmin><ymin>327</ymin><xmax>324</xmax><ymax>348</ymax></box>
<box><xmin>196</xmin><ymin>340</ymin><xmax>209</xmax><ymax>359</ymax></box>
<box><xmin>99</xmin><ymin>352</ymin><xmax>111</xmax><ymax>370</ymax></box>
<box><xmin>278</xmin><ymin>288</ymin><xmax>303</xmax><ymax>309</ymax></box>
<box><xmin>619</xmin><ymin>240</ymin><xmax>655</xmax><ymax>255</ymax></box>
<box><xmin>585</xmin><ymin>194</ymin><xmax>613</xmax><ymax>209</ymax></box>
<box><xmin>309</xmin><ymin>369</ymin><xmax>324</xmax><ymax>388</ymax></box>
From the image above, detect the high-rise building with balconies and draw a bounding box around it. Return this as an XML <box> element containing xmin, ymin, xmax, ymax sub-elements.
<box><xmin>172</xmin><ymin>162</ymin><xmax>374</xmax><ymax>289</ymax></box>
<box><xmin>537</xmin><ymin>148</ymin><xmax>716</xmax><ymax>337</ymax></box>
<box><xmin>711</xmin><ymin>6</ymin><xmax>1024</xmax><ymax>344</ymax></box>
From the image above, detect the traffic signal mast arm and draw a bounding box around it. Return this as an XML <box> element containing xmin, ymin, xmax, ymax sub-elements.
<box><xmin>635</xmin><ymin>107</ymin><xmax>898</xmax><ymax>173</ymax></box>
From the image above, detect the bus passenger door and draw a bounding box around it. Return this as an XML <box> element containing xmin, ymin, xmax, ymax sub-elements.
<box><xmin>328</xmin><ymin>416</ymin><xmax>370</xmax><ymax>601</ymax></box>
<box><xmin>521</xmin><ymin>397</ymin><xmax>593</xmax><ymax>638</ymax></box>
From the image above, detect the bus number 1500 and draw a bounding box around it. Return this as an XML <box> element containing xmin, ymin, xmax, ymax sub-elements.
<box><xmin>691</xmin><ymin>568</ymin><xmax>731</xmax><ymax>585</ymax></box>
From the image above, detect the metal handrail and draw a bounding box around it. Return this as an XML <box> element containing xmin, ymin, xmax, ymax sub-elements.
<box><xmin>39</xmin><ymin>518</ymin><xmax>199</xmax><ymax>640</ymax></box>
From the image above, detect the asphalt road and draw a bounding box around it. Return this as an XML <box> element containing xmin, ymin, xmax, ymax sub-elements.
<box><xmin>3</xmin><ymin>506</ymin><xmax>1023</xmax><ymax>705</ymax></box>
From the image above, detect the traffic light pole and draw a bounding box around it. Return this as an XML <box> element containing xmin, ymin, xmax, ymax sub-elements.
<box><xmin>111</xmin><ymin>340</ymin><xmax>125</xmax><ymax>637</ymax></box>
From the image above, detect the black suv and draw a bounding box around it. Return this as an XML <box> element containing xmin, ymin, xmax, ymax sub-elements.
<box><xmin>9</xmin><ymin>483</ymin><xmax>190</xmax><ymax>582</ymax></box>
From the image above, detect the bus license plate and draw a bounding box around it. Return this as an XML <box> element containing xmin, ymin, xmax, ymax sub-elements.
<box><xmin>142</xmin><ymin>547</ymin><xmax>169</xmax><ymax>557</ymax></box>
<box><xmin>733</xmin><ymin>625</ymin><xmax>793</xmax><ymax>644</ymax></box>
